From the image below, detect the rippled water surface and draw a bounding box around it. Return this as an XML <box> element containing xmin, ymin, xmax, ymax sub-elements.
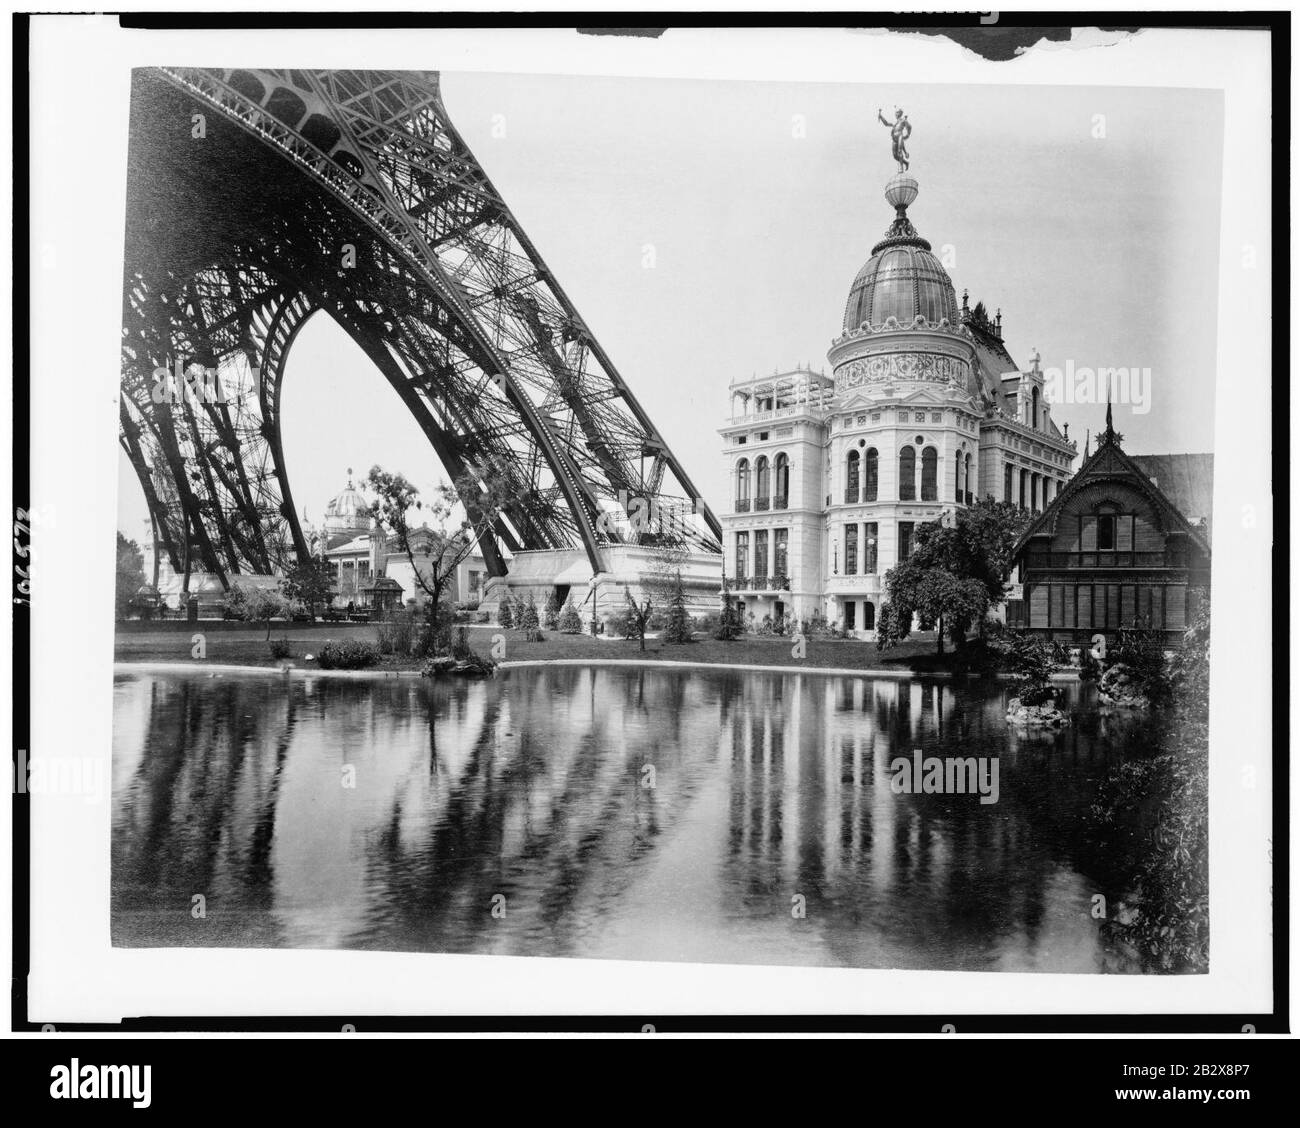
<box><xmin>112</xmin><ymin>666</ymin><xmax>1164</xmax><ymax>971</ymax></box>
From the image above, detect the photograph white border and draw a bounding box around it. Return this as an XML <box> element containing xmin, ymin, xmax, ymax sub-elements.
<box><xmin>17</xmin><ymin>15</ymin><xmax>1275</xmax><ymax>1024</ymax></box>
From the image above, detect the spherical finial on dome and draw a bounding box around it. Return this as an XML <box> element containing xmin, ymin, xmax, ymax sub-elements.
<box><xmin>885</xmin><ymin>172</ymin><xmax>919</xmax><ymax>211</ymax></box>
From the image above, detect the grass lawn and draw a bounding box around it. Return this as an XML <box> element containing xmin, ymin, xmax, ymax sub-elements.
<box><xmin>113</xmin><ymin>622</ymin><xmax>971</xmax><ymax>674</ymax></box>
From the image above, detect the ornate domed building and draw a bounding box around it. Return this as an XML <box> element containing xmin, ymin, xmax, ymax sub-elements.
<box><xmin>319</xmin><ymin>470</ymin><xmax>373</xmax><ymax>541</ymax></box>
<box><xmin>720</xmin><ymin>160</ymin><xmax>1078</xmax><ymax>635</ymax></box>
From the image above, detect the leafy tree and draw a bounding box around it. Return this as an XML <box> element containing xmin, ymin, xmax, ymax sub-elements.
<box><xmin>226</xmin><ymin>583</ymin><xmax>285</xmax><ymax>639</ymax></box>
<box><xmin>115</xmin><ymin>532</ymin><xmax>145</xmax><ymax>618</ymax></box>
<box><xmin>623</xmin><ymin>586</ymin><xmax>653</xmax><ymax>651</ymax></box>
<box><xmin>663</xmin><ymin>571</ymin><xmax>693</xmax><ymax>644</ymax></box>
<box><xmin>557</xmin><ymin>597</ymin><xmax>583</xmax><ymax>634</ymax></box>
<box><xmin>367</xmin><ymin>459</ymin><xmax>515</xmax><ymax>656</ymax></box>
<box><xmin>279</xmin><ymin>555</ymin><xmax>334</xmax><ymax>619</ymax></box>
<box><xmin>877</xmin><ymin>560</ymin><xmax>990</xmax><ymax>655</ymax></box>
<box><xmin>877</xmin><ymin>499</ymin><xmax>1031</xmax><ymax>655</ymax></box>
<box><xmin>543</xmin><ymin>590</ymin><xmax>560</xmax><ymax>630</ymax></box>
<box><xmin>498</xmin><ymin>594</ymin><xmax>515</xmax><ymax>628</ymax></box>
<box><xmin>519</xmin><ymin>593</ymin><xmax>540</xmax><ymax>631</ymax></box>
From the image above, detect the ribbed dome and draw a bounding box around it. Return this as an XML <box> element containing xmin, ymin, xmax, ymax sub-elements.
<box><xmin>842</xmin><ymin>174</ymin><xmax>960</xmax><ymax>332</ymax></box>
<box><xmin>322</xmin><ymin>472</ymin><xmax>371</xmax><ymax>535</ymax></box>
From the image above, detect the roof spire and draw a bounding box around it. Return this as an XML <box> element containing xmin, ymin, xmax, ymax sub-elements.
<box><xmin>1084</xmin><ymin>429</ymin><xmax>1091</xmax><ymax>458</ymax></box>
<box><xmin>1105</xmin><ymin>397</ymin><xmax>1114</xmax><ymax>437</ymax></box>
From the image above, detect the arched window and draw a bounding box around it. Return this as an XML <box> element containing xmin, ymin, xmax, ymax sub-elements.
<box><xmin>964</xmin><ymin>452</ymin><xmax>972</xmax><ymax>502</ymax></box>
<box><xmin>864</xmin><ymin>448</ymin><xmax>878</xmax><ymax>501</ymax></box>
<box><xmin>863</xmin><ymin>601</ymin><xmax>876</xmax><ymax>630</ymax></box>
<box><xmin>845</xmin><ymin>449</ymin><xmax>860</xmax><ymax>502</ymax></box>
<box><xmin>735</xmin><ymin>458</ymin><xmax>750</xmax><ymax>511</ymax></box>
<box><xmin>920</xmin><ymin>446</ymin><xmax>938</xmax><ymax>501</ymax></box>
<box><xmin>899</xmin><ymin>445</ymin><xmax>916</xmax><ymax>501</ymax></box>
<box><xmin>955</xmin><ymin>449</ymin><xmax>964</xmax><ymax>502</ymax></box>
<box><xmin>774</xmin><ymin>453</ymin><xmax>790</xmax><ymax>506</ymax></box>
<box><xmin>755</xmin><ymin>456</ymin><xmax>770</xmax><ymax>509</ymax></box>
<box><xmin>1031</xmin><ymin>386</ymin><xmax>1040</xmax><ymax>430</ymax></box>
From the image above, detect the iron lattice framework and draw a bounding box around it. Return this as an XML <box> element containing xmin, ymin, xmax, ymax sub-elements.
<box><xmin>120</xmin><ymin>67</ymin><xmax>722</xmax><ymax>585</ymax></box>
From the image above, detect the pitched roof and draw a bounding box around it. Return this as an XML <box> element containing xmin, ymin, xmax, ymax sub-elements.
<box><xmin>1127</xmin><ymin>453</ymin><xmax>1214</xmax><ymax>528</ymax></box>
<box><xmin>1012</xmin><ymin>430</ymin><xmax>1212</xmax><ymax>560</ymax></box>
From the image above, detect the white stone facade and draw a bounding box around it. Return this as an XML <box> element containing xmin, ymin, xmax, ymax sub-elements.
<box><xmin>719</xmin><ymin>173</ymin><xmax>1077</xmax><ymax>639</ymax></box>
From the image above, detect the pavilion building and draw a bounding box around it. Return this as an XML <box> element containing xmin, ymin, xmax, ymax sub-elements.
<box><xmin>720</xmin><ymin>166</ymin><xmax>1077</xmax><ymax>636</ymax></box>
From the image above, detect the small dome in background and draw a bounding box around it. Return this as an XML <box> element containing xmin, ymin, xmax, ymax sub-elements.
<box><xmin>322</xmin><ymin>468</ymin><xmax>372</xmax><ymax>536</ymax></box>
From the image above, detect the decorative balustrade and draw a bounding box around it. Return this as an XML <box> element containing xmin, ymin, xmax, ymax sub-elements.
<box><xmin>754</xmin><ymin>497</ymin><xmax>771</xmax><ymax>511</ymax></box>
<box><xmin>773</xmin><ymin>494</ymin><xmax>788</xmax><ymax>510</ymax></box>
<box><xmin>734</xmin><ymin>498</ymin><xmax>751</xmax><ymax>513</ymax></box>
<box><xmin>843</xmin><ymin>488</ymin><xmax>859</xmax><ymax>503</ymax></box>
<box><xmin>730</xmin><ymin>574</ymin><xmax>791</xmax><ymax>592</ymax></box>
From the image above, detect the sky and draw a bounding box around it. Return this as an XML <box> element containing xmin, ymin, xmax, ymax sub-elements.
<box><xmin>115</xmin><ymin>73</ymin><xmax>1224</xmax><ymax>544</ymax></box>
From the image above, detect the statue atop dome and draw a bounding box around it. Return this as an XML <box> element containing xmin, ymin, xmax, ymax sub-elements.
<box><xmin>877</xmin><ymin>106</ymin><xmax>912</xmax><ymax>172</ymax></box>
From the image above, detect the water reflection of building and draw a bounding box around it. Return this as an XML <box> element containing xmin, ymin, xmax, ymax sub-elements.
<box><xmin>113</xmin><ymin>668</ymin><xmax>1144</xmax><ymax>972</ymax></box>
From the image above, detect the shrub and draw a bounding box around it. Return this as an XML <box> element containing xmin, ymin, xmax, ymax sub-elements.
<box><xmin>498</xmin><ymin>597</ymin><xmax>515</xmax><ymax>628</ymax></box>
<box><xmin>451</xmin><ymin>625</ymin><xmax>473</xmax><ymax>661</ymax></box>
<box><xmin>606</xmin><ymin>610</ymin><xmax>631</xmax><ymax>639</ymax></box>
<box><xmin>1111</xmin><ymin>621</ymin><xmax>1171</xmax><ymax>703</ymax></box>
<box><xmin>375</xmin><ymin>610</ymin><xmax>417</xmax><ymax>656</ymax></box>
<box><xmin>663</xmin><ymin>571</ymin><xmax>694</xmax><ymax>644</ymax></box>
<box><xmin>543</xmin><ymin>591</ymin><xmax>560</xmax><ymax>630</ymax></box>
<box><xmin>519</xmin><ymin>593</ymin><xmax>540</xmax><ymax>631</ymax></box>
<box><xmin>557</xmin><ymin>598</ymin><xmax>583</xmax><ymax>634</ymax></box>
<box><xmin>317</xmin><ymin>639</ymin><xmax>380</xmax><ymax>669</ymax></box>
<box><xmin>269</xmin><ymin>637</ymin><xmax>292</xmax><ymax>660</ymax></box>
<box><xmin>714</xmin><ymin>589</ymin><xmax>743</xmax><ymax>641</ymax></box>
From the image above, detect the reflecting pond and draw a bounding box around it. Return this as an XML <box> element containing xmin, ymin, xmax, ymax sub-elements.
<box><xmin>111</xmin><ymin>665</ymin><xmax>1168</xmax><ymax>972</ymax></box>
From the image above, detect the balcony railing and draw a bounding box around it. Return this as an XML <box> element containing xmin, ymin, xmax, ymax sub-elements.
<box><xmin>734</xmin><ymin>498</ymin><xmax>751</xmax><ymax>513</ymax></box>
<box><xmin>773</xmin><ymin>494</ymin><xmax>788</xmax><ymax>510</ymax></box>
<box><xmin>733</xmin><ymin>574</ymin><xmax>791</xmax><ymax>592</ymax></box>
<box><xmin>1024</xmin><ymin>551</ymin><xmax>1169</xmax><ymax>569</ymax></box>
<box><xmin>754</xmin><ymin>497</ymin><xmax>771</xmax><ymax>511</ymax></box>
<box><xmin>843</xmin><ymin>488</ymin><xmax>859</xmax><ymax>503</ymax></box>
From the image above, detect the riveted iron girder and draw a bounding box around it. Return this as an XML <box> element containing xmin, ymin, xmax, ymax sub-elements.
<box><xmin>121</xmin><ymin>67</ymin><xmax>721</xmax><ymax>587</ymax></box>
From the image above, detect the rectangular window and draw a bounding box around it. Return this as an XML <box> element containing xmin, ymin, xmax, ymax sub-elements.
<box><xmin>1004</xmin><ymin>464</ymin><xmax>1013</xmax><ymax>504</ymax></box>
<box><xmin>1097</xmin><ymin>514</ymin><xmax>1117</xmax><ymax>550</ymax></box>
<box><xmin>864</xmin><ymin>522</ymin><xmax>878</xmax><ymax>573</ymax></box>
<box><xmin>844</xmin><ymin>523</ymin><xmax>858</xmax><ymax>575</ymax></box>
<box><xmin>774</xmin><ymin>528</ymin><xmax>789</xmax><ymax>578</ymax></box>
<box><xmin>1019</xmin><ymin>469</ymin><xmax>1027</xmax><ymax>508</ymax></box>
<box><xmin>1029</xmin><ymin>583</ymin><xmax>1048</xmax><ymax>627</ymax></box>
<box><xmin>1106</xmin><ymin>584</ymin><xmax>1120</xmax><ymax>629</ymax></box>
<box><xmin>735</xmin><ymin>531</ymin><xmax>749</xmax><ymax>580</ymax></box>
<box><xmin>844</xmin><ymin>601</ymin><xmax>856</xmax><ymax>630</ymax></box>
<box><xmin>1063</xmin><ymin>584</ymin><xmax>1076</xmax><ymax>629</ymax></box>
<box><xmin>1078</xmin><ymin>584</ymin><xmax>1092</xmax><ymax>628</ymax></box>
<box><xmin>898</xmin><ymin>521</ymin><xmax>914</xmax><ymax>562</ymax></box>
<box><xmin>1116</xmin><ymin>513</ymin><xmax>1134</xmax><ymax>552</ymax></box>
<box><xmin>754</xmin><ymin>530</ymin><xmax>768</xmax><ymax>580</ymax></box>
